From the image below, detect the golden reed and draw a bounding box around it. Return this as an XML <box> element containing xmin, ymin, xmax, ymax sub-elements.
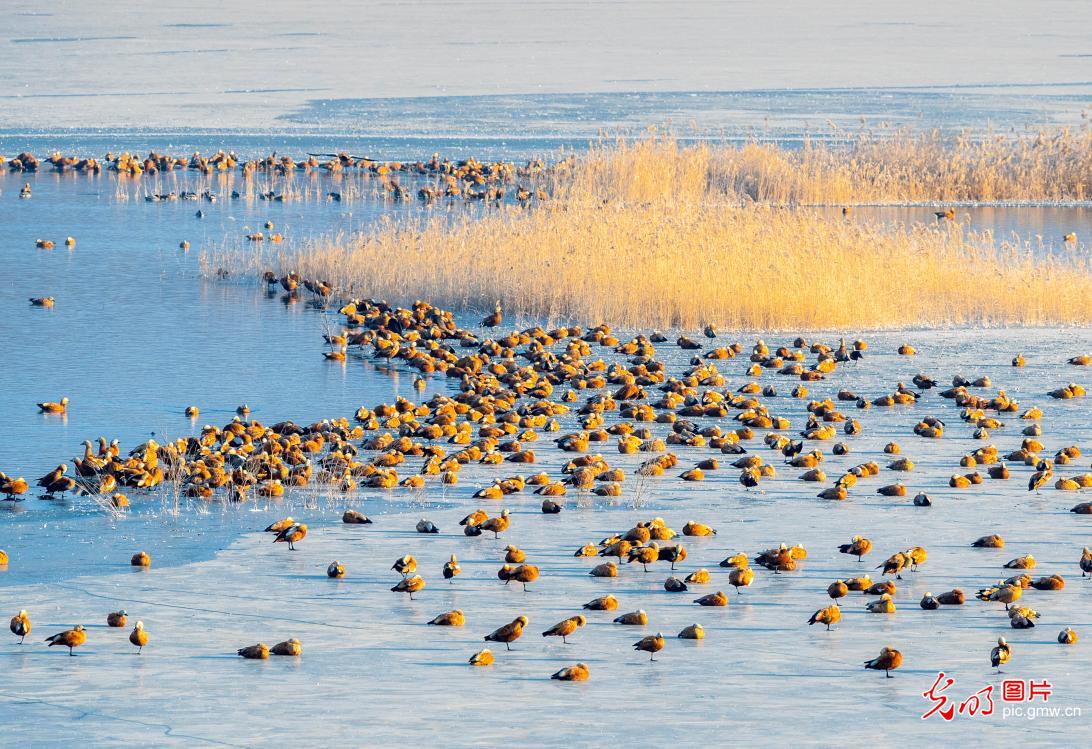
<box><xmin>211</xmin><ymin>135</ymin><xmax>1092</xmax><ymax>329</ymax></box>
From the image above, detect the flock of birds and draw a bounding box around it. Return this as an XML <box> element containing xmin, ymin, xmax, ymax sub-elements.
<box><xmin>13</xmin><ymin>149</ymin><xmax>553</xmax><ymax>303</ymax></box>
<box><xmin>5</xmin><ymin>149</ymin><xmax>554</xmax><ymax>208</ymax></box>
<box><xmin>3</xmin><ymin>295</ymin><xmax>1090</xmax><ymax>682</ymax></box>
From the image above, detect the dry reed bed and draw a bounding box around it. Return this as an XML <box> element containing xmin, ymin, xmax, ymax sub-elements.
<box><xmin>213</xmin><ymin>202</ymin><xmax>1092</xmax><ymax>330</ymax></box>
<box><xmin>572</xmin><ymin>132</ymin><xmax>1092</xmax><ymax>205</ymax></box>
<box><xmin>207</xmin><ymin>135</ymin><xmax>1092</xmax><ymax>329</ymax></box>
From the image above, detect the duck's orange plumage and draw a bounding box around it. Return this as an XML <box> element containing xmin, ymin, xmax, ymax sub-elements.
<box><xmin>485</xmin><ymin>615</ymin><xmax>528</xmax><ymax>650</ymax></box>
<box><xmin>551</xmin><ymin>662</ymin><xmax>590</xmax><ymax>681</ymax></box>
<box><xmin>238</xmin><ymin>642</ymin><xmax>269</xmax><ymax>659</ymax></box>
<box><xmin>37</xmin><ymin>397</ymin><xmax>69</xmax><ymax>413</ymax></box>
<box><xmin>129</xmin><ymin>621</ymin><xmax>148</xmax><ymax>653</ymax></box>
<box><xmin>10</xmin><ymin>610</ymin><xmax>31</xmax><ymax>643</ymax></box>
<box><xmin>273</xmin><ymin>523</ymin><xmax>307</xmax><ymax>550</ymax></box>
<box><xmin>542</xmin><ymin>615</ymin><xmax>586</xmax><ymax>643</ymax></box>
<box><xmin>864</xmin><ymin>646</ymin><xmax>903</xmax><ymax>677</ymax></box>
<box><xmin>469</xmin><ymin>648</ymin><xmax>494</xmax><ymax>666</ymax></box>
<box><xmin>271</xmin><ymin>638</ymin><xmax>302</xmax><ymax>656</ymax></box>
<box><xmin>391</xmin><ymin>574</ymin><xmax>426</xmax><ymax>599</ymax></box>
<box><xmin>45</xmin><ymin>624</ymin><xmax>86</xmax><ymax>655</ymax></box>
<box><xmin>633</xmin><ymin>632</ymin><xmax>665</xmax><ymax>661</ymax></box>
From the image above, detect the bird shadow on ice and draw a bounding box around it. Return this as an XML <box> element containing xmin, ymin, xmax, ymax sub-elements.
<box><xmin>409</xmin><ymin>659</ymin><xmax>496</xmax><ymax>670</ymax></box>
<box><xmin>191</xmin><ymin>653</ymin><xmax>258</xmax><ymax>661</ymax></box>
<box><xmin>187</xmin><ymin>657</ymin><xmax>300</xmax><ymax>674</ymax></box>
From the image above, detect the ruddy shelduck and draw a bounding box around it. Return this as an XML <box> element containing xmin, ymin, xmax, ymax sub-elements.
<box><xmin>677</xmin><ymin>623</ymin><xmax>704</xmax><ymax>639</ymax></box>
<box><xmin>542</xmin><ymin>615</ymin><xmax>586</xmax><ymax>643</ymax></box>
<box><xmin>866</xmin><ymin>593</ymin><xmax>896</xmax><ymax>614</ymax></box>
<box><xmin>469</xmin><ymin>648</ymin><xmax>494</xmax><ymax>666</ymax></box>
<box><xmin>264</xmin><ymin>517</ymin><xmax>294</xmax><ymax>533</ymax></box>
<box><xmin>583</xmin><ymin>594</ymin><xmax>618</xmax><ymax>611</ymax></box>
<box><xmin>429</xmin><ymin>610</ymin><xmax>465</xmax><ymax>626</ymax></box>
<box><xmin>485</xmin><ymin>615</ymin><xmax>528</xmax><ymax>650</ymax></box>
<box><xmin>838</xmin><ymin>535</ymin><xmax>872</xmax><ymax>562</ymax></box>
<box><xmin>729</xmin><ymin>567</ymin><xmax>754</xmax><ymax>593</ymax></box>
<box><xmin>991</xmin><ymin>637</ymin><xmax>1011</xmax><ymax>672</ymax></box>
<box><xmin>238</xmin><ymin>642</ymin><xmax>269</xmax><ymax>659</ymax></box>
<box><xmin>272</xmin><ymin>639</ymin><xmax>302</xmax><ymax>656</ymax></box>
<box><xmin>45</xmin><ymin>625</ymin><xmax>86</xmax><ymax>655</ymax></box>
<box><xmin>392</xmin><ymin>555</ymin><xmax>417</xmax><ymax>577</ymax></box>
<box><xmin>551</xmin><ymin>662</ymin><xmax>590</xmax><ymax>681</ymax></box>
<box><xmin>273</xmin><ymin>523</ymin><xmax>307</xmax><ymax>550</ymax></box>
<box><xmin>694</xmin><ymin>590</ymin><xmax>729</xmax><ymax>607</ymax></box>
<box><xmin>808</xmin><ymin>604</ymin><xmax>841</xmax><ymax>630</ymax></box>
<box><xmin>443</xmin><ymin>554</ymin><xmax>461</xmax><ymax>582</ymax></box>
<box><xmin>510</xmin><ymin>564</ymin><xmax>539</xmax><ymax>592</ymax></box>
<box><xmin>10</xmin><ymin>610</ymin><xmax>30</xmax><ymax>643</ymax></box>
<box><xmin>863</xmin><ymin>646</ymin><xmax>902</xmax><ymax>677</ymax></box>
<box><xmin>936</xmin><ymin>589</ymin><xmax>965</xmax><ymax>605</ymax></box>
<box><xmin>391</xmin><ymin>574</ymin><xmax>426</xmax><ymax>600</ymax></box>
<box><xmin>614</xmin><ymin>610</ymin><xmax>648</xmax><ymax>625</ymax></box>
<box><xmin>37</xmin><ymin>397</ymin><xmax>69</xmax><ymax>414</ymax></box>
<box><xmin>633</xmin><ymin>632</ymin><xmax>665</xmax><ymax>661</ymax></box>
<box><xmin>129</xmin><ymin>621</ymin><xmax>148</xmax><ymax>653</ymax></box>
<box><xmin>481</xmin><ymin>509</ymin><xmax>510</xmax><ymax>538</ymax></box>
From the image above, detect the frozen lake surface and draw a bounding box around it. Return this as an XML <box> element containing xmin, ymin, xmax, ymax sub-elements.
<box><xmin>0</xmin><ymin>142</ymin><xmax>1090</xmax><ymax>748</ymax></box>
<box><xmin>2</xmin><ymin>324</ymin><xmax>1092</xmax><ymax>746</ymax></box>
<box><xmin>2</xmin><ymin>268</ymin><xmax>1090</xmax><ymax>746</ymax></box>
<box><xmin>2</xmin><ymin>2</ymin><xmax>1092</xmax><ymax>743</ymax></box>
<box><xmin>0</xmin><ymin>152</ymin><xmax>1090</xmax><ymax>749</ymax></box>
<box><xmin>3</xmin><ymin>468</ymin><xmax>1090</xmax><ymax>747</ymax></box>
<box><xmin>2</xmin><ymin>0</ymin><xmax>1092</xmax><ymax>136</ymax></box>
